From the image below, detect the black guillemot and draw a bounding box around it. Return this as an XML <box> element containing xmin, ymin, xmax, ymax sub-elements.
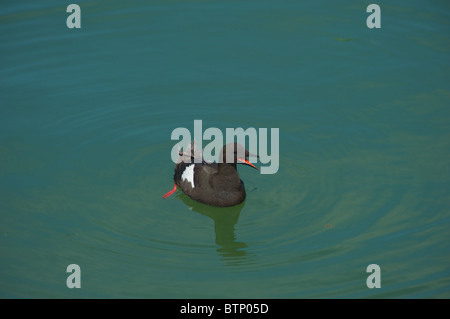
<box><xmin>163</xmin><ymin>142</ymin><xmax>258</xmax><ymax>207</ymax></box>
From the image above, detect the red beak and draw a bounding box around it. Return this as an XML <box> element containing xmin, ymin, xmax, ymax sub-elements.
<box><xmin>237</xmin><ymin>158</ymin><xmax>258</xmax><ymax>170</ymax></box>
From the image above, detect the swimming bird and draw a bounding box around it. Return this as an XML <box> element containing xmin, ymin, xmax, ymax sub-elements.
<box><xmin>163</xmin><ymin>142</ymin><xmax>258</xmax><ymax>207</ymax></box>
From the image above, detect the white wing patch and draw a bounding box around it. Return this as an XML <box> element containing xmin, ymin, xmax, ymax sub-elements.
<box><xmin>181</xmin><ymin>164</ymin><xmax>195</xmax><ymax>188</ymax></box>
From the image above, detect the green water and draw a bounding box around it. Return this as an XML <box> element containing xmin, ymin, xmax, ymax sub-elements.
<box><xmin>1</xmin><ymin>0</ymin><xmax>449</xmax><ymax>298</ymax></box>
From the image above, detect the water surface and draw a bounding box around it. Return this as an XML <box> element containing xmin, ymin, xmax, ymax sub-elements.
<box><xmin>1</xmin><ymin>0</ymin><xmax>449</xmax><ymax>298</ymax></box>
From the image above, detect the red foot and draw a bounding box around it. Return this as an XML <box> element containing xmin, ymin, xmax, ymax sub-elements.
<box><xmin>163</xmin><ymin>183</ymin><xmax>177</xmax><ymax>198</ymax></box>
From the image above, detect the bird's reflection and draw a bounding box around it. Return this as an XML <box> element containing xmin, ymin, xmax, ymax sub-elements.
<box><xmin>179</xmin><ymin>194</ymin><xmax>248</xmax><ymax>261</ymax></box>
